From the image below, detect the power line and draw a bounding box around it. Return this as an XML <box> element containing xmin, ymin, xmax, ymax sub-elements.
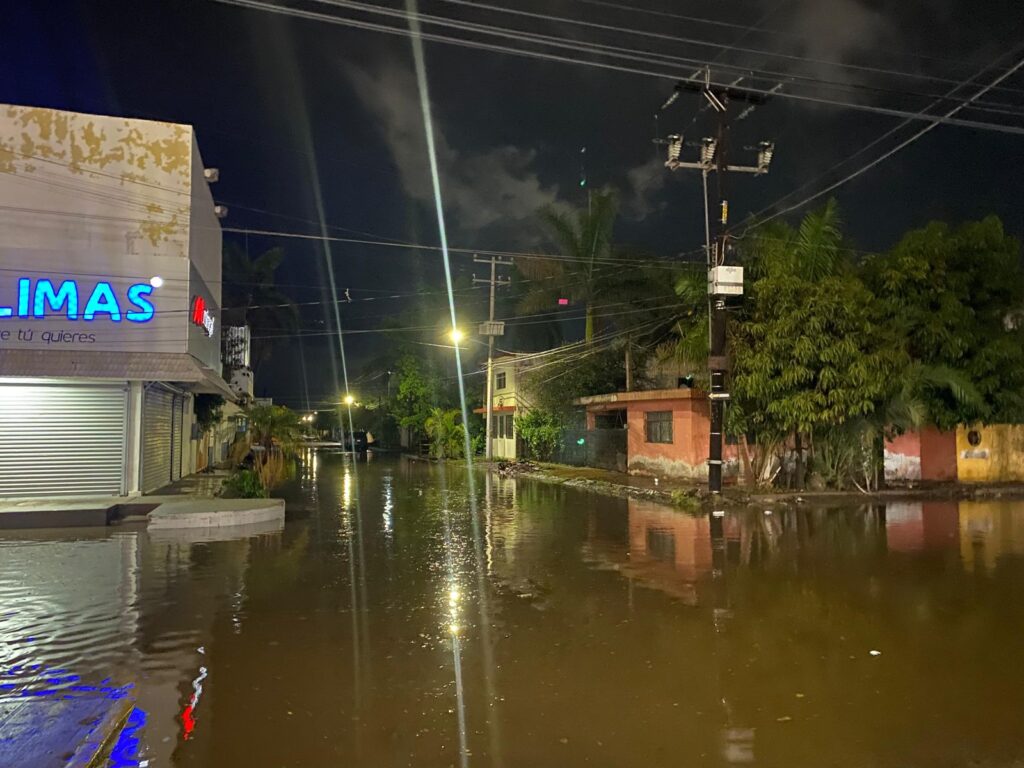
<box><xmin>564</xmin><ymin>0</ymin><xmax>988</xmax><ymax>73</ymax></box>
<box><xmin>210</xmin><ymin>0</ymin><xmax>1024</xmax><ymax>135</ymax></box>
<box><xmin>742</xmin><ymin>50</ymin><xmax>1024</xmax><ymax>230</ymax></box>
<box><xmin>312</xmin><ymin>0</ymin><xmax>1024</xmax><ymax>117</ymax></box>
<box><xmin>222</xmin><ymin>225</ymin><xmax>692</xmax><ymax>269</ymax></box>
<box><xmin>433</xmin><ymin>0</ymin><xmax>1024</xmax><ymax>97</ymax></box>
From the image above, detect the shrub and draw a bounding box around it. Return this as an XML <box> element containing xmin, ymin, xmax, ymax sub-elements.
<box><xmin>224</xmin><ymin>469</ymin><xmax>266</xmax><ymax>498</ymax></box>
<box><xmin>424</xmin><ymin>408</ymin><xmax>466</xmax><ymax>459</ymax></box>
<box><xmin>255</xmin><ymin>450</ymin><xmax>290</xmax><ymax>492</ymax></box>
<box><xmin>515</xmin><ymin>410</ymin><xmax>562</xmax><ymax>461</ymax></box>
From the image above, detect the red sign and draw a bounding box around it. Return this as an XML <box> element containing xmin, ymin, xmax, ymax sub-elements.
<box><xmin>191</xmin><ymin>295</ymin><xmax>215</xmax><ymax>336</ymax></box>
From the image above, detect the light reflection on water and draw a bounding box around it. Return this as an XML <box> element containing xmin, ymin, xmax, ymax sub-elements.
<box><xmin>2</xmin><ymin>457</ymin><xmax>1024</xmax><ymax>766</ymax></box>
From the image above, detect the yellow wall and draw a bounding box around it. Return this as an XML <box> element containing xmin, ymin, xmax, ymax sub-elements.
<box><xmin>956</xmin><ymin>425</ymin><xmax>1024</xmax><ymax>483</ymax></box>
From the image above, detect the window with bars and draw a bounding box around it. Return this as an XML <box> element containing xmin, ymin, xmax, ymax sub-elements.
<box><xmin>645</xmin><ymin>410</ymin><xmax>673</xmax><ymax>444</ymax></box>
<box><xmin>492</xmin><ymin>413</ymin><xmax>515</xmax><ymax>439</ymax></box>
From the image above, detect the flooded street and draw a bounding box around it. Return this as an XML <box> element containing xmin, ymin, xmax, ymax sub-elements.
<box><xmin>4</xmin><ymin>454</ymin><xmax>1024</xmax><ymax>767</ymax></box>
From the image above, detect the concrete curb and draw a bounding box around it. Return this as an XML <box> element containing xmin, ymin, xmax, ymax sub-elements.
<box><xmin>147</xmin><ymin>498</ymin><xmax>286</xmax><ymax>530</ymax></box>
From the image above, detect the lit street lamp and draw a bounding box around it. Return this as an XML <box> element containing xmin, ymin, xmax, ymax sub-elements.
<box><xmin>343</xmin><ymin>394</ymin><xmax>355</xmax><ymax>406</ymax></box>
<box><xmin>449</xmin><ymin>328</ymin><xmax>464</xmax><ymax>346</ymax></box>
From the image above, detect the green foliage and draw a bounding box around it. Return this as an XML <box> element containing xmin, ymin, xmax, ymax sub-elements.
<box><xmin>515</xmin><ymin>409</ymin><xmax>563</xmax><ymax>460</ymax></box>
<box><xmin>730</xmin><ymin>202</ymin><xmax>901</xmax><ymax>442</ymax></box>
<box><xmin>246</xmin><ymin>404</ymin><xmax>302</xmax><ymax>453</ymax></box>
<box><xmin>424</xmin><ymin>408</ymin><xmax>466</xmax><ymax>459</ymax></box>
<box><xmin>863</xmin><ymin>216</ymin><xmax>1024</xmax><ymax>428</ymax></box>
<box><xmin>670</xmin><ymin>489</ymin><xmax>703</xmax><ymax>513</ymax></box>
<box><xmin>194</xmin><ymin>394</ymin><xmax>224</xmax><ymax>434</ymax></box>
<box><xmin>224</xmin><ymin>469</ymin><xmax>266</xmax><ymax>499</ymax></box>
<box><xmin>659</xmin><ymin>268</ymin><xmax>709</xmax><ymax>373</ymax></box>
<box><xmin>391</xmin><ymin>354</ymin><xmax>444</xmax><ymax>432</ymax></box>
<box><xmin>525</xmin><ymin>345</ymin><xmax>634</xmax><ymax>414</ymax></box>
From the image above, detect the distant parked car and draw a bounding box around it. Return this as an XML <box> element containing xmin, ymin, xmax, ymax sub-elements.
<box><xmin>345</xmin><ymin>430</ymin><xmax>369</xmax><ymax>452</ymax></box>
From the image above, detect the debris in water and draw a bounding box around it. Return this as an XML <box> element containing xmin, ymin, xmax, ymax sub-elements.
<box><xmin>776</xmin><ymin>716</ymin><xmax>792</xmax><ymax>723</ymax></box>
<box><xmin>869</xmin><ymin>650</ymin><xmax>881</xmax><ymax>657</ymax></box>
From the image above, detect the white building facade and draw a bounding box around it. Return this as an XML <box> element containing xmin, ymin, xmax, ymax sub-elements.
<box><xmin>0</xmin><ymin>105</ymin><xmax>231</xmax><ymax>497</ymax></box>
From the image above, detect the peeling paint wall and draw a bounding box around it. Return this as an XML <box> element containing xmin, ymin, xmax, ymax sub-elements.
<box><xmin>885</xmin><ymin>428</ymin><xmax>957</xmax><ymax>483</ymax></box>
<box><xmin>624</xmin><ymin>397</ymin><xmax>739</xmax><ymax>481</ymax></box>
<box><xmin>0</xmin><ymin>104</ymin><xmax>220</xmax><ymax>358</ymax></box>
<box><xmin>885</xmin><ymin>432</ymin><xmax>922</xmax><ymax>482</ymax></box>
<box><xmin>956</xmin><ymin>425</ymin><xmax>1024</xmax><ymax>483</ymax></box>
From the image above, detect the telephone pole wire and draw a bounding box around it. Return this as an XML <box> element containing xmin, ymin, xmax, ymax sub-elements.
<box><xmin>659</xmin><ymin>73</ymin><xmax>776</xmax><ymax>494</ymax></box>
<box><xmin>474</xmin><ymin>254</ymin><xmax>512</xmax><ymax>460</ymax></box>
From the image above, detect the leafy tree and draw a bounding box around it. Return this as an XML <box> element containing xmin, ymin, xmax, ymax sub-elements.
<box><xmin>515</xmin><ymin>409</ymin><xmax>562</xmax><ymax>461</ymax></box>
<box><xmin>862</xmin><ymin>216</ymin><xmax>1024</xmax><ymax>428</ymax></box>
<box><xmin>424</xmin><ymin>408</ymin><xmax>465</xmax><ymax>459</ymax></box>
<box><xmin>246</xmin><ymin>403</ymin><xmax>302</xmax><ymax>453</ymax></box>
<box><xmin>391</xmin><ymin>354</ymin><xmax>443</xmax><ymax>432</ymax></box>
<box><xmin>222</xmin><ymin>243</ymin><xmax>298</xmax><ymax>370</ymax></box>
<box><xmin>524</xmin><ymin>344</ymin><xmax>636</xmax><ymax>416</ymax></box>
<box><xmin>194</xmin><ymin>394</ymin><xmax>225</xmax><ymax>434</ymax></box>
<box><xmin>729</xmin><ymin>201</ymin><xmax>903</xmax><ymax>486</ymax></box>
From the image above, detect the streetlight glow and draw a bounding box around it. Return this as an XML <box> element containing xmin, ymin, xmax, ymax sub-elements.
<box><xmin>344</xmin><ymin>394</ymin><xmax>355</xmax><ymax>406</ymax></box>
<box><xmin>450</xmin><ymin>328</ymin><xmax>464</xmax><ymax>345</ymax></box>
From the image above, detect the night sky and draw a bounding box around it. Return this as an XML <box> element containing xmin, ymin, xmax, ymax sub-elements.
<box><xmin>3</xmin><ymin>0</ymin><xmax>1023</xmax><ymax>407</ymax></box>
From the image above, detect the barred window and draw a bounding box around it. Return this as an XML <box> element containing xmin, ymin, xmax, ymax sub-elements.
<box><xmin>645</xmin><ymin>411</ymin><xmax>673</xmax><ymax>444</ymax></box>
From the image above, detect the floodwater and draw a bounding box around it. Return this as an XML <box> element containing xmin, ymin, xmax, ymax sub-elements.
<box><xmin>3</xmin><ymin>454</ymin><xmax>1024</xmax><ymax>767</ymax></box>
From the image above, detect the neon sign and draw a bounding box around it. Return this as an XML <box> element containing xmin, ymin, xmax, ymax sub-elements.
<box><xmin>0</xmin><ymin>278</ymin><xmax>155</xmax><ymax>322</ymax></box>
<box><xmin>191</xmin><ymin>295</ymin><xmax>215</xmax><ymax>336</ymax></box>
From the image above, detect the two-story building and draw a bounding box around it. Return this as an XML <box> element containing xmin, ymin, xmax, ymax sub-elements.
<box><xmin>0</xmin><ymin>105</ymin><xmax>231</xmax><ymax>497</ymax></box>
<box><xmin>476</xmin><ymin>354</ymin><xmax>537</xmax><ymax>459</ymax></box>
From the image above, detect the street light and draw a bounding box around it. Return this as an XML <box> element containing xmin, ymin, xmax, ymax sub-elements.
<box><xmin>449</xmin><ymin>328</ymin><xmax>464</xmax><ymax>345</ymax></box>
<box><xmin>344</xmin><ymin>394</ymin><xmax>355</xmax><ymax>406</ymax></box>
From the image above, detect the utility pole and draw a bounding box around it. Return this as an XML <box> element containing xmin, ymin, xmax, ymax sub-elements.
<box><xmin>474</xmin><ymin>255</ymin><xmax>512</xmax><ymax>460</ymax></box>
<box><xmin>659</xmin><ymin>74</ymin><xmax>775</xmax><ymax>494</ymax></box>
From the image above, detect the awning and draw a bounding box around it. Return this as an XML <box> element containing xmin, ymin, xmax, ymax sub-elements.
<box><xmin>0</xmin><ymin>350</ymin><xmax>236</xmax><ymax>400</ymax></box>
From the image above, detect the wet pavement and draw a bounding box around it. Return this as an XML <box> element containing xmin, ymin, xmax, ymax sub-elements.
<box><xmin>3</xmin><ymin>451</ymin><xmax>1024</xmax><ymax>767</ymax></box>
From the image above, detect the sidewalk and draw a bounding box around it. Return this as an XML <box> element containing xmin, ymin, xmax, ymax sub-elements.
<box><xmin>487</xmin><ymin>461</ymin><xmax>1024</xmax><ymax>510</ymax></box>
<box><xmin>0</xmin><ymin>471</ymin><xmax>285</xmax><ymax>531</ymax></box>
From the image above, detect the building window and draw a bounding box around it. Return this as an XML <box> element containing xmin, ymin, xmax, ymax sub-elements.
<box><xmin>645</xmin><ymin>410</ymin><xmax>673</xmax><ymax>444</ymax></box>
<box><xmin>492</xmin><ymin>414</ymin><xmax>514</xmax><ymax>439</ymax></box>
<box><xmin>496</xmin><ymin>372</ymin><xmax>507</xmax><ymax>390</ymax></box>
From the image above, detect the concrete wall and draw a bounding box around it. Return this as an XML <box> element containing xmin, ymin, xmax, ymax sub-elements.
<box><xmin>0</xmin><ymin>105</ymin><xmax>222</xmax><ymax>366</ymax></box>
<box><xmin>186</xmin><ymin>139</ymin><xmax>222</xmax><ymax>372</ymax></box>
<box><xmin>626</xmin><ymin>398</ymin><xmax>710</xmax><ymax>480</ymax></box>
<box><xmin>885</xmin><ymin>428</ymin><xmax>958</xmax><ymax>483</ymax></box>
<box><xmin>921</xmin><ymin>429</ymin><xmax>958</xmax><ymax>481</ymax></box>
<box><xmin>956</xmin><ymin>424</ymin><xmax>1024</xmax><ymax>483</ymax></box>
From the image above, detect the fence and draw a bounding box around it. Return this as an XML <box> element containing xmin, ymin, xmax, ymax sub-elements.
<box><xmin>555</xmin><ymin>428</ymin><xmax>628</xmax><ymax>472</ymax></box>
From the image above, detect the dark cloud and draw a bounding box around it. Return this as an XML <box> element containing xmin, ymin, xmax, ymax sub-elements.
<box><xmin>346</xmin><ymin>61</ymin><xmax>566</xmax><ymax>244</ymax></box>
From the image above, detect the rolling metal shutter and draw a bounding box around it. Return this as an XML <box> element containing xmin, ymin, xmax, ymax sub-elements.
<box><xmin>142</xmin><ymin>385</ymin><xmax>174</xmax><ymax>493</ymax></box>
<box><xmin>0</xmin><ymin>381</ymin><xmax>127</xmax><ymax>497</ymax></box>
<box><xmin>170</xmin><ymin>394</ymin><xmax>185</xmax><ymax>482</ymax></box>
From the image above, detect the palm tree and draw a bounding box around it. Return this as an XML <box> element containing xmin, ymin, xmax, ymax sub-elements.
<box><xmin>518</xmin><ymin>190</ymin><xmax>618</xmax><ymax>344</ymax></box>
<box><xmin>246</xmin><ymin>403</ymin><xmax>302</xmax><ymax>454</ymax></box>
<box><xmin>222</xmin><ymin>243</ymin><xmax>298</xmax><ymax>370</ymax></box>
<box><xmin>424</xmin><ymin>408</ymin><xmax>465</xmax><ymax>459</ymax></box>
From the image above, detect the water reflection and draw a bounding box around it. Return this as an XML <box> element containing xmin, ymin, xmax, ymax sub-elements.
<box><xmin>4</xmin><ymin>461</ymin><xmax>1024</xmax><ymax>767</ymax></box>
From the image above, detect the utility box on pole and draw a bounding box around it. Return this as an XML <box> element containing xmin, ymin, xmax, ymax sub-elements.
<box><xmin>709</xmin><ymin>266</ymin><xmax>744</xmax><ymax>296</ymax></box>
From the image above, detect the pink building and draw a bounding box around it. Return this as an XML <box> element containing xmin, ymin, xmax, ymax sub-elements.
<box><xmin>576</xmin><ymin>389</ymin><xmax>738</xmax><ymax>480</ymax></box>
